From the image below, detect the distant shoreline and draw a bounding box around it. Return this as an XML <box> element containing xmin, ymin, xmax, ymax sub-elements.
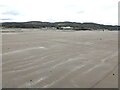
<box><xmin>1</xmin><ymin>28</ymin><xmax>118</xmax><ymax>34</ymax></box>
<box><xmin>1</xmin><ymin>21</ymin><xmax>119</xmax><ymax>31</ymax></box>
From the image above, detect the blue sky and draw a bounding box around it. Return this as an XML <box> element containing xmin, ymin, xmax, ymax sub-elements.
<box><xmin>0</xmin><ymin>0</ymin><xmax>119</xmax><ymax>25</ymax></box>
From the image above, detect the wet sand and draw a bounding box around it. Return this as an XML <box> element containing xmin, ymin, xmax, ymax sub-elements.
<box><xmin>2</xmin><ymin>30</ymin><xmax>118</xmax><ymax>88</ymax></box>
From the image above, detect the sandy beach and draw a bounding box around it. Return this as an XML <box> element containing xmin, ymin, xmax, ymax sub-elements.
<box><xmin>2</xmin><ymin>29</ymin><xmax>118</xmax><ymax>88</ymax></box>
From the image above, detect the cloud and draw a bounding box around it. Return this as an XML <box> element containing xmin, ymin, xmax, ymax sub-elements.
<box><xmin>0</xmin><ymin>0</ymin><xmax>118</xmax><ymax>25</ymax></box>
<box><xmin>0</xmin><ymin>5</ymin><xmax>5</xmax><ymax>7</ymax></box>
<box><xmin>2</xmin><ymin>11</ymin><xmax>19</xmax><ymax>16</ymax></box>
<box><xmin>77</xmin><ymin>11</ymin><xmax>85</xmax><ymax>14</ymax></box>
<box><xmin>0</xmin><ymin>18</ymin><xmax>12</xmax><ymax>20</ymax></box>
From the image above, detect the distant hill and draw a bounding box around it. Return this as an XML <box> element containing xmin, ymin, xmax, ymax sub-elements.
<box><xmin>1</xmin><ymin>21</ymin><xmax>119</xmax><ymax>31</ymax></box>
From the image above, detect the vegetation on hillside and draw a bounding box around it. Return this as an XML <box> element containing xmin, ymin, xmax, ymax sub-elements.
<box><xmin>1</xmin><ymin>21</ymin><xmax>119</xmax><ymax>31</ymax></box>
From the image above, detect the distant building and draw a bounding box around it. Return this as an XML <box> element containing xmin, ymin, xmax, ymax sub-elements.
<box><xmin>59</xmin><ymin>26</ymin><xmax>73</xmax><ymax>30</ymax></box>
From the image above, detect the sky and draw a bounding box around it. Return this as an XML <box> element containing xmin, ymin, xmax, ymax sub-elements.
<box><xmin>0</xmin><ymin>0</ymin><xmax>119</xmax><ymax>25</ymax></box>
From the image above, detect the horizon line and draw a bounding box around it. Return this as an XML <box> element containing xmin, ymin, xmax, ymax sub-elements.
<box><xmin>0</xmin><ymin>21</ymin><xmax>118</xmax><ymax>26</ymax></box>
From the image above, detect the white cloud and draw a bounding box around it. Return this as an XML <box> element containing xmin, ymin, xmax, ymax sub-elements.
<box><xmin>0</xmin><ymin>0</ymin><xmax>119</xmax><ymax>25</ymax></box>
